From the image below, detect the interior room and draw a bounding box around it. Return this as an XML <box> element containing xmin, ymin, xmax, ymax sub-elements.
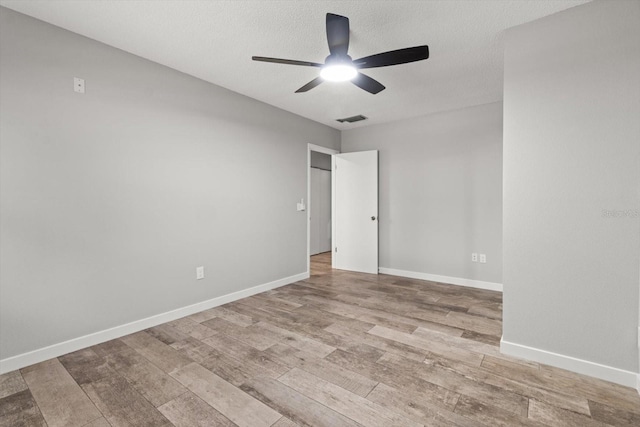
<box><xmin>1</xmin><ymin>1</ymin><xmax>639</xmax><ymax>426</ymax></box>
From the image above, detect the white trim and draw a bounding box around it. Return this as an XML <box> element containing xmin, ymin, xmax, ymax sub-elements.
<box><xmin>500</xmin><ymin>338</ymin><xmax>638</xmax><ymax>388</ymax></box>
<box><xmin>378</xmin><ymin>267</ymin><xmax>503</xmax><ymax>292</ymax></box>
<box><xmin>637</xmin><ymin>373</ymin><xmax>640</xmax><ymax>395</ymax></box>
<box><xmin>307</xmin><ymin>143</ymin><xmax>339</xmax><ymax>276</ymax></box>
<box><xmin>0</xmin><ymin>272</ymin><xmax>308</xmax><ymax>375</ymax></box>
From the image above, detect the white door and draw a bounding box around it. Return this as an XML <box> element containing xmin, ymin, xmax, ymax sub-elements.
<box><xmin>333</xmin><ymin>150</ymin><xmax>378</xmax><ymax>274</ymax></box>
<box><xmin>310</xmin><ymin>168</ymin><xmax>331</xmax><ymax>255</ymax></box>
<box><xmin>319</xmin><ymin>169</ymin><xmax>332</xmax><ymax>253</ymax></box>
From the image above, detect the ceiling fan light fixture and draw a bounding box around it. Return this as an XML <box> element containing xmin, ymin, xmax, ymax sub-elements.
<box><xmin>320</xmin><ymin>64</ymin><xmax>357</xmax><ymax>82</ymax></box>
<box><xmin>252</xmin><ymin>13</ymin><xmax>428</xmax><ymax>94</ymax></box>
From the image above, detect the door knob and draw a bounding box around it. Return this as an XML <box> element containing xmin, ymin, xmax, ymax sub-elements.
<box><xmin>371</xmin><ymin>216</ymin><xmax>376</xmax><ymax>221</ymax></box>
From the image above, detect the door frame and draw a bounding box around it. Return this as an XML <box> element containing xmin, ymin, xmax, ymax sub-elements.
<box><xmin>307</xmin><ymin>143</ymin><xmax>340</xmax><ymax>277</ymax></box>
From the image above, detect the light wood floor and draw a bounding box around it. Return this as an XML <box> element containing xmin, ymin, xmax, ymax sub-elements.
<box><xmin>1</xmin><ymin>252</ymin><xmax>639</xmax><ymax>426</ymax></box>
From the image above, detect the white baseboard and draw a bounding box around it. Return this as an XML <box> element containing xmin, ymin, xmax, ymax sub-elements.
<box><xmin>0</xmin><ymin>272</ymin><xmax>308</xmax><ymax>375</ymax></box>
<box><xmin>378</xmin><ymin>267</ymin><xmax>503</xmax><ymax>292</ymax></box>
<box><xmin>500</xmin><ymin>338</ymin><xmax>638</xmax><ymax>389</ymax></box>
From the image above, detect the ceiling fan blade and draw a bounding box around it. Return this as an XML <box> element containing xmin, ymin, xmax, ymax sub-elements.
<box><xmin>354</xmin><ymin>45</ymin><xmax>429</xmax><ymax>69</ymax></box>
<box><xmin>252</xmin><ymin>56</ymin><xmax>322</xmax><ymax>67</ymax></box>
<box><xmin>352</xmin><ymin>72</ymin><xmax>385</xmax><ymax>94</ymax></box>
<box><xmin>295</xmin><ymin>77</ymin><xmax>324</xmax><ymax>93</ymax></box>
<box><xmin>326</xmin><ymin>13</ymin><xmax>350</xmax><ymax>56</ymax></box>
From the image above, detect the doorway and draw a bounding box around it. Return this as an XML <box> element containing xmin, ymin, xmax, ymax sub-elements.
<box><xmin>307</xmin><ymin>144</ymin><xmax>339</xmax><ymax>276</ymax></box>
<box><xmin>310</xmin><ymin>152</ymin><xmax>332</xmax><ymax>256</ymax></box>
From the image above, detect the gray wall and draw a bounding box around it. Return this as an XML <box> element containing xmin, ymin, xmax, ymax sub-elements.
<box><xmin>310</xmin><ymin>151</ymin><xmax>331</xmax><ymax>171</ymax></box>
<box><xmin>0</xmin><ymin>7</ymin><xmax>340</xmax><ymax>361</ymax></box>
<box><xmin>342</xmin><ymin>102</ymin><xmax>503</xmax><ymax>284</ymax></box>
<box><xmin>503</xmin><ymin>0</ymin><xmax>640</xmax><ymax>372</ymax></box>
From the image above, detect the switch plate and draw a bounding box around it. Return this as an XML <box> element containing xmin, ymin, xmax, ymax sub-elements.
<box><xmin>471</xmin><ymin>253</ymin><xmax>478</xmax><ymax>262</ymax></box>
<box><xmin>296</xmin><ymin>198</ymin><xmax>306</xmax><ymax>211</ymax></box>
<box><xmin>479</xmin><ymin>254</ymin><xmax>487</xmax><ymax>263</ymax></box>
<box><xmin>196</xmin><ymin>266</ymin><xmax>204</xmax><ymax>280</ymax></box>
<box><xmin>74</xmin><ymin>77</ymin><xmax>85</xmax><ymax>94</ymax></box>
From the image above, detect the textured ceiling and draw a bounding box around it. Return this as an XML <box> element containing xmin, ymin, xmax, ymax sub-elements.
<box><xmin>0</xmin><ymin>0</ymin><xmax>590</xmax><ymax>129</ymax></box>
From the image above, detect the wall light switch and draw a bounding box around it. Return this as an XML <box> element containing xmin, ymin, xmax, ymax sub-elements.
<box><xmin>74</xmin><ymin>77</ymin><xmax>85</xmax><ymax>94</ymax></box>
<box><xmin>196</xmin><ymin>266</ymin><xmax>204</xmax><ymax>280</ymax></box>
<box><xmin>479</xmin><ymin>254</ymin><xmax>487</xmax><ymax>264</ymax></box>
<box><xmin>296</xmin><ymin>198</ymin><xmax>306</xmax><ymax>211</ymax></box>
<box><xmin>471</xmin><ymin>253</ymin><xmax>478</xmax><ymax>262</ymax></box>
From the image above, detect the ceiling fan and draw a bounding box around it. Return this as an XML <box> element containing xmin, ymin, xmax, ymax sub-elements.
<box><xmin>252</xmin><ymin>13</ymin><xmax>429</xmax><ymax>94</ymax></box>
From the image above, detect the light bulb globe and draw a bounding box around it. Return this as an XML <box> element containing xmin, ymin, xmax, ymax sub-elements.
<box><xmin>320</xmin><ymin>64</ymin><xmax>357</xmax><ymax>82</ymax></box>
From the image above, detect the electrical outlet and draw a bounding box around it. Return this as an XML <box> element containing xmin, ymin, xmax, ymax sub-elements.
<box><xmin>74</xmin><ymin>77</ymin><xmax>85</xmax><ymax>94</ymax></box>
<box><xmin>471</xmin><ymin>253</ymin><xmax>478</xmax><ymax>262</ymax></box>
<box><xmin>196</xmin><ymin>266</ymin><xmax>204</xmax><ymax>280</ymax></box>
<box><xmin>479</xmin><ymin>254</ymin><xmax>487</xmax><ymax>263</ymax></box>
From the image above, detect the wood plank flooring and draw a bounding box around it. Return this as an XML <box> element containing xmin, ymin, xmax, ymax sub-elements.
<box><xmin>2</xmin><ymin>251</ymin><xmax>639</xmax><ymax>426</ymax></box>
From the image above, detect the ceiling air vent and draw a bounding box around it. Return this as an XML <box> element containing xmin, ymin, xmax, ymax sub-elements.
<box><xmin>336</xmin><ymin>115</ymin><xmax>368</xmax><ymax>124</ymax></box>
